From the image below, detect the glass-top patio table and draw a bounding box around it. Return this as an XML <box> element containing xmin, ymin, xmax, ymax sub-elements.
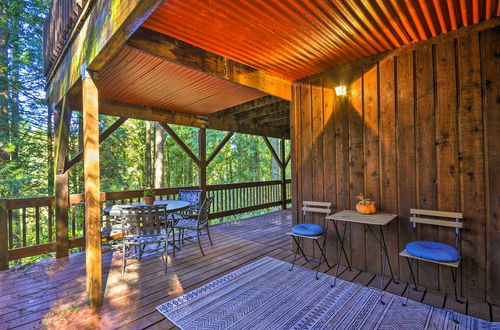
<box><xmin>105</xmin><ymin>200</ymin><xmax>191</xmax><ymax>217</ymax></box>
<box><xmin>104</xmin><ymin>200</ymin><xmax>192</xmax><ymax>253</ymax></box>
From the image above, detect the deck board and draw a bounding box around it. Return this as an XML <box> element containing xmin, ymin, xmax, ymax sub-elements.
<box><xmin>0</xmin><ymin>210</ymin><xmax>497</xmax><ymax>328</ymax></box>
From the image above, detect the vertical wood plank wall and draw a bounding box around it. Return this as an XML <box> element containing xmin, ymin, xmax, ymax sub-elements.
<box><xmin>291</xmin><ymin>25</ymin><xmax>499</xmax><ymax>304</ymax></box>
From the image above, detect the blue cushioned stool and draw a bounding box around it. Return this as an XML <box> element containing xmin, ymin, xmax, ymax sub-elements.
<box><xmin>292</xmin><ymin>223</ymin><xmax>325</xmax><ymax>236</ymax></box>
<box><xmin>400</xmin><ymin>209</ymin><xmax>463</xmax><ymax>324</ymax></box>
<box><xmin>405</xmin><ymin>241</ymin><xmax>460</xmax><ymax>262</ymax></box>
<box><xmin>288</xmin><ymin>201</ymin><xmax>332</xmax><ymax>280</ymax></box>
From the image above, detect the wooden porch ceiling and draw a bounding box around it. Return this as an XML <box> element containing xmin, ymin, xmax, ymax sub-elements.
<box><xmin>97</xmin><ymin>46</ymin><xmax>267</xmax><ymax>116</ymax></box>
<box><xmin>70</xmin><ymin>46</ymin><xmax>291</xmax><ymax>139</ymax></box>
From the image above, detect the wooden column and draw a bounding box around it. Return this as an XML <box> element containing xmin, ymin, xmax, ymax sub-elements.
<box><xmin>0</xmin><ymin>199</ymin><xmax>8</xmax><ymax>269</ymax></box>
<box><xmin>53</xmin><ymin>100</ymin><xmax>71</xmax><ymax>258</ymax></box>
<box><xmin>199</xmin><ymin>127</ymin><xmax>207</xmax><ymax>198</ymax></box>
<box><xmin>280</xmin><ymin>138</ymin><xmax>287</xmax><ymax>209</ymax></box>
<box><xmin>82</xmin><ymin>68</ymin><xmax>102</xmax><ymax>308</ymax></box>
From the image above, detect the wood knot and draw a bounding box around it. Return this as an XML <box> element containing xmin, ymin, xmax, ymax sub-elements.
<box><xmin>435</xmin><ymin>138</ymin><xmax>447</xmax><ymax>145</ymax></box>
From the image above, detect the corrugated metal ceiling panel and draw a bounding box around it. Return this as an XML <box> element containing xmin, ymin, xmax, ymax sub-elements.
<box><xmin>143</xmin><ymin>0</ymin><xmax>499</xmax><ymax>80</ymax></box>
<box><xmin>97</xmin><ymin>47</ymin><xmax>267</xmax><ymax>115</ymax></box>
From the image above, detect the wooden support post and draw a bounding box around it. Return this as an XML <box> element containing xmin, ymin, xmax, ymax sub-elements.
<box><xmin>54</xmin><ymin>99</ymin><xmax>71</xmax><ymax>258</ymax></box>
<box><xmin>280</xmin><ymin>138</ymin><xmax>287</xmax><ymax>210</ymax></box>
<box><xmin>0</xmin><ymin>199</ymin><xmax>8</xmax><ymax>269</ymax></box>
<box><xmin>199</xmin><ymin>127</ymin><xmax>207</xmax><ymax>199</ymax></box>
<box><xmin>82</xmin><ymin>67</ymin><xmax>102</xmax><ymax>308</ymax></box>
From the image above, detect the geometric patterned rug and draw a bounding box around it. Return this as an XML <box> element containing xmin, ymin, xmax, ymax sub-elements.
<box><xmin>156</xmin><ymin>257</ymin><xmax>499</xmax><ymax>329</ymax></box>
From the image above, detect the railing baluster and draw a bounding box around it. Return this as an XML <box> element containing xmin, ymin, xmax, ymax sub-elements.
<box><xmin>48</xmin><ymin>205</ymin><xmax>53</xmax><ymax>242</ymax></box>
<box><xmin>22</xmin><ymin>208</ymin><xmax>27</xmax><ymax>247</ymax></box>
<box><xmin>35</xmin><ymin>207</ymin><xmax>40</xmax><ymax>245</ymax></box>
<box><xmin>8</xmin><ymin>210</ymin><xmax>13</xmax><ymax>249</ymax></box>
<box><xmin>0</xmin><ymin>200</ymin><xmax>8</xmax><ymax>269</ymax></box>
<box><xmin>72</xmin><ymin>204</ymin><xmax>76</xmax><ymax>238</ymax></box>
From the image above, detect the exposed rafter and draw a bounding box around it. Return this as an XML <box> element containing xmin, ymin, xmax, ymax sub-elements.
<box><xmin>97</xmin><ymin>99</ymin><xmax>289</xmax><ymax>139</ymax></box>
<box><xmin>213</xmin><ymin>96</ymin><xmax>290</xmax><ymax>133</ymax></box>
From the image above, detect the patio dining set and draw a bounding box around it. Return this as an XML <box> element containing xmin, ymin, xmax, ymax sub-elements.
<box><xmin>100</xmin><ymin>190</ymin><xmax>214</xmax><ymax>276</ymax></box>
<box><xmin>288</xmin><ymin>202</ymin><xmax>464</xmax><ymax>323</ymax></box>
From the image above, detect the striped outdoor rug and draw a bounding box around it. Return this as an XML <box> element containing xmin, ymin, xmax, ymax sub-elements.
<box><xmin>156</xmin><ymin>257</ymin><xmax>499</xmax><ymax>329</ymax></box>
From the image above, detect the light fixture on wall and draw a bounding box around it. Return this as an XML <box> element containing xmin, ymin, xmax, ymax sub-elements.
<box><xmin>335</xmin><ymin>85</ymin><xmax>347</xmax><ymax>96</ymax></box>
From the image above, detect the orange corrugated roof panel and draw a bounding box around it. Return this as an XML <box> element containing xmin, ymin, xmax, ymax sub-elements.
<box><xmin>97</xmin><ymin>47</ymin><xmax>267</xmax><ymax>115</ymax></box>
<box><xmin>143</xmin><ymin>0</ymin><xmax>499</xmax><ymax>80</ymax></box>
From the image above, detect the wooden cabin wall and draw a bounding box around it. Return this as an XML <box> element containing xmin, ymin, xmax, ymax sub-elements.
<box><xmin>291</xmin><ymin>25</ymin><xmax>499</xmax><ymax>304</ymax></box>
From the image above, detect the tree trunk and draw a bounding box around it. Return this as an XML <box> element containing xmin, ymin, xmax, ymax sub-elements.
<box><xmin>154</xmin><ymin>122</ymin><xmax>164</xmax><ymax>188</ymax></box>
<box><xmin>145</xmin><ymin>121</ymin><xmax>152</xmax><ymax>186</ymax></box>
<box><xmin>271</xmin><ymin>138</ymin><xmax>279</xmax><ymax>180</ymax></box>
<box><xmin>165</xmin><ymin>147</ymin><xmax>170</xmax><ymax>186</ymax></box>
<box><xmin>0</xmin><ymin>5</ymin><xmax>9</xmax><ymax>166</ymax></box>
<box><xmin>9</xmin><ymin>8</ymin><xmax>20</xmax><ymax>162</ymax></box>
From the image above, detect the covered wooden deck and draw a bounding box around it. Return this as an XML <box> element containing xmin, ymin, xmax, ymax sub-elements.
<box><xmin>0</xmin><ymin>210</ymin><xmax>498</xmax><ymax>329</ymax></box>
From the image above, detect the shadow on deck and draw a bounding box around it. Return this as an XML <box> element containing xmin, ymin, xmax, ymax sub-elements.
<box><xmin>0</xmin><ymin>210</ymin><xmax>497</xmax><ymax>329</ymax></box>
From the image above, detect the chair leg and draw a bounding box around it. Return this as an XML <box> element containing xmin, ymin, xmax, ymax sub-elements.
<box><xmin>403</xmin><ymin>258</ymin><xmax>414</xmax><ymax>307</ymax></box>
<box><xmin>314</xmin><ymin>239</ymin><xmax>324</xmax><ymax>280</ymax></box>
<box><xmin>197</xmin><ymin>230</ymin><xmax>205</xmax><ymax>256</ymax></box>
<box><xmin>289</xmin><ymin>236</ymin><xmax>301</xmax><ymax>272</ymax></box>
<box><xmin>164</xmin><ymin>239</ymin><xmax>168</xmax><ymax>274</ymax></box>
<box><xmin>451</xmin><ymin>267</ymin><xmax>459</xmax><ymax>324</ymax></box>
<box><xmin>206</xmin><ymin>226</ymin><xmax>213</xmax><ymax>245</ymax></box>
<box><xmin>121</xmin><ymin>243</ymin><xmax>127</xmax><ymax>277</ymax></box>
<box><xmin>379</xmin><ymin>243</ymin><xmax>387</xmax><ymax>305</ymax></box>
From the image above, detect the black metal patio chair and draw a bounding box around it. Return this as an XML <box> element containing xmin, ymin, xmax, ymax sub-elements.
<box><xmin>170</xmin><ymin>197</ymin><xmax>213</xmax><ymax>256</ymax></box>
<box><xmin>120</xmin><ymin>204</ymin><xmax>169</xmax><ymax>276</ymax></box>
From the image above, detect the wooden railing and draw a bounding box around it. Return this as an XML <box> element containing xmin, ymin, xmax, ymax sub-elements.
<box><xmin>43</xmin><ymin>0</ymin><xmax>91</xmax><ymax>76</ymax></box>
<box><xmin>0</xmin><ymin>179</ymin><xmax>291</xmax><ymax>268</ymax></box>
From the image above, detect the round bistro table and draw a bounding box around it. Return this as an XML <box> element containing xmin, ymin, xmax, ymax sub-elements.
<box><xmin>105</xmin><ymin>200</ymin><xmax>191</xmax><ymax>217</ymax></box>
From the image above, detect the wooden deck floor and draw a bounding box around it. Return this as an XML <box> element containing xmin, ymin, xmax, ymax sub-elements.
<box><xmin>0</xmin><ymin>210</ymin><xmax>498</xmax><ymax>329</ymax></box>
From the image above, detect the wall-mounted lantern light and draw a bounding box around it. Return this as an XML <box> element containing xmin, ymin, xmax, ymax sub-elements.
<box><xmin>335</xmin><ymin>85</ymin><xmax>347</xmax><ymax>96</ymax></box>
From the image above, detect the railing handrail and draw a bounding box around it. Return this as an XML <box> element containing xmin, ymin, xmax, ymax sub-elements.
<box><xmin>0</xmin><ymin>179</ymin><xmax>291</xmax><ymax>268</ymax></box>
<box><xmin>0</xmin><ymin>179</ymin><xmax>291</xmax><ymax>208</ymax></box>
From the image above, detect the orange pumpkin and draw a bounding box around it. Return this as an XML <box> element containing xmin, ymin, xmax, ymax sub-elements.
<box><xmin>355</xmin><ymin>194</ymin><xmax>376</xmax><ymax>214</ymax></box>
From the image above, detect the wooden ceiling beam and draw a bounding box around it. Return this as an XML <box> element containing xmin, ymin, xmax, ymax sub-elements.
<box><xmin>221</xmin><ymin>96</ymin><xmax>283</xmax><ymax>116</ymax></box>
<box><xmin>99</xmin><ymin>99</ymin><xmax>289</xmax><ymax>139</ymax></box>
<box><xmin>233</xmin><ymin>101</ymin><xmax>290</xmax><ymax>121</ymax></box>
<box><xmin>127</xmin><ymin>28</ymin><xmax>292</xmax><ymax>101</ymax></box>
<box><xmin>259</xmin><ymin>117</ymin><xmax>290</xmax><ymax>127</ymax></box>
<box><xmin>253</xmin><ymin>109</ymin><xmax>289</xmax><ymax>122</ymax></box>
